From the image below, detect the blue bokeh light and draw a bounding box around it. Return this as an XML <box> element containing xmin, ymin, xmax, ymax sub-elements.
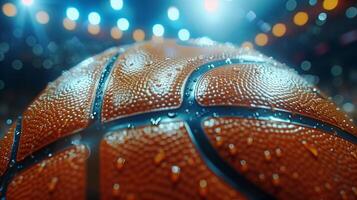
<box><xmin>178</xmin><ymin>29</ymin><xmax>190</xmax><ymax>41</ymax></box>
<box><xmin>168</xmin><ymin>6</ymin><xmax>179</xmax><ymax>21</ymax></box>
<box><xmin>110</xmin><ymin>0</ymin><xmax>123</xmax><ymax>10</ymax></box>
<box><xmin>152</xmin><ymin>24</ymin><xmax>164</xmax><ymax>36</ymax></box>
<box><xmin>117</xmin><ymin>18</ymin><xmax>129</xmax><ymax>31</ymax></box>
<box><xmin>66</xmin><ymin>7</ymin><xmax>79</xmax><ymax>21</ymax></box>
<box><xmin>88</xmin><ymin>12</ymin><xmax>101</xmax><ymax>25</ymax></box>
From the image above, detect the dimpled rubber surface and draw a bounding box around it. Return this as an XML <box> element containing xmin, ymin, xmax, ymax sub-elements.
<box><xmin>7</xmin><ymin>145</ymin><xmax>88</xmax><ymax>200</ymax></box>
<box><xmin>203</xmin><ymin>117</ymin><xmax>357</xmax><ymax>200</ymax></box>
<box><xmin>196</xmin><ymin>65</ymin><xmax>356</xmax><ymax>135</ymax></box>
<box><xmin>101</xmin><ymin>40</ymin><xmax>261</xmax><ymax>122</ymax></box>
<box><xmin>18</xmin><ymin>48</ymin><xmax>118</xmax><ymax>161</ymax></box>
<box><xmin>100</xmin><ymin>121</ymin><xmax>244</xmax><ymax>200</ymax></box>
<box><xmin>0</xmin><ymin>124</ymin><xmax>15</xmax><ymax>176</ymax></box>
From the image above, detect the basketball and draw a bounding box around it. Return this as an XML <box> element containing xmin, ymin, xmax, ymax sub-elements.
<box><xmin>0</xmin><ymin>39</ymin><xmax>356</xmax><ymax>200</ymax></box>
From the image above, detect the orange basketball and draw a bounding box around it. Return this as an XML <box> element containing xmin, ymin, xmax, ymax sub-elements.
<box><xmin>0</xmin><ymin>39</ymin><xmax>356</xmax><ymax>200</ymax></box>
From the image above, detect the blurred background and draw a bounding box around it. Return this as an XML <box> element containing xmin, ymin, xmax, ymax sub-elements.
<box><xmin>0</xmin><ymin>0</ymin><xmax>356</xmax><ymax>136</ymax></box>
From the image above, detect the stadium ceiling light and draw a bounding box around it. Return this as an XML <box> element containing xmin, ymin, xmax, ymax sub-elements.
<box><xmin>110</xmin><ymin>0</ymin><xmax>123</xmax><ymax>10</ymax></box>
<box><xmin>88</xmin><ymin>12</ymin><xmax>101</xmax><ymax>25</ymax></box>
<box><xmin>117</xmin><ymin>18</ymin><xmax>129</xmax><ymax>31</ymax></box>
<box><xmin>66</xmin><ymin>7</ymin><xmax>79</xmax><ymax>21</ymax></box>
<box><xmin>21</xmin><ymin>0</ymin><xmax>34</xmax><ymax>6</ymax></box>
<box><xmin>152</xmin><ymin>24</ymin><xmax>164</xmax><ymax>37</ymax></box>
<box><xmin>178</xmin><ymin>29</ymin><xmax>190</xmax><ymax>41</ymax></box>
<box><xmin>168</xmin><ymin>6</ymin><xmax>179</xmax><ymax>21</ymax></box>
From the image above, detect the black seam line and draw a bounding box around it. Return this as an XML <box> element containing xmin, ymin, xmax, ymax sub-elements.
<box><xmin>91</xmin><ymin>53</ymin><xmax>120</xmax><ymax>122</ymax></box>
<box><xmin>87</xmin><ymin>52</ymin><xmax>120</xmax><ymax>200</ymax></box>
<box><xmin>0</xmin><ymin>117</ymin><xmax>22</xmax><ymax>199</ymax></box>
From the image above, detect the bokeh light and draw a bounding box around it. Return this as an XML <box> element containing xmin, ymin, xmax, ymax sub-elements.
<box><xmin>293</xmin><ymin>11</ymin><xmax>309</xmax><ymax>26</ymax></box>
<box><xmin>133</xmin><ymin>29</ymin><xmax>145</xmax><ymax>41</ymax></box>
<box><xmin>322</xmin><ymin>0</ymin><xmax>338</xmax><ymax>11</ymax></box>
<box><xmin>241</xmin><ymin>41</ymin><xmax>254</xmax><ymax>49</ymax></box>
<box><xmin>2</xmin><ymin>3</ymin><xmax>17</xmax><ymax>17</ymax></box>
<box><xmin>167</xmin><ymin>6</ymin><xmax>179</xmax><ymax>21</ymax></box>
<box><xmin>285</xmin><ymin>0</ymin><xmax>297</xmax><ymax>11</ymax></box>
<box><xmin>88</xmin><ymin>12</ymin><xmax>101</xmax><ymax>25</ymax></box>
<box><xmin>272</xmin><ymin>23</ymin><xmax>287</xmax><ymax>37</ymax></box>
<box><xmin>35</xmin><ymin>11</ymin><xmax>50</xmax><ymax>24</ymax></box>
<box><xmin>153</xmin><ymin>24</ymin><xmax>164</xmax><ymax>37</ymax></box>
<box><xmin>110</xmin><ymin>0</ymin><xmax>123</xmax><ymax>10</ymax></box>
<box><xmin>66</xmin><ymin>7</ymin><xmax>79</xmax><ymax>21</ymax></box>
<box><xmin>117</xmin><ymin>18</ymin><xmax>129</xmax><ymax>31</ymax></box>
<box><xmin>346</xmin><ymin>7</ymin><xmax>357</xmax><ymax>19</ymax></box>
<box><xmin>204</xmin><ymin>0</ymin><xmax>218</xmax><ymax>12</ymax></box>
<box><xmin>87</xmin><ymin>24</ymin><xmax>100</xmax><ymax>35</ymax></box>
<box><xmin>255</xmin><ymin>33</ymin><xmax>268</xmax><ymax>46</ymax></box>
<box><xmin>63</xmin><ymin>18</ymin><xmax>76</xmax><ymax>30</ymax></box>
<box><xmin>178</xmin><ymin>29</ymin><xmax>190</xmax><ymax>41</ymax></box>
<box><xmin>110</xmin><ymin>27</ymin><xmax>122</xmax><ymax>40</ymax></box>
<box><xmin>21</xmin><ymin>0</ymin><xmax>34</xmax><ymax>6</ymax></box>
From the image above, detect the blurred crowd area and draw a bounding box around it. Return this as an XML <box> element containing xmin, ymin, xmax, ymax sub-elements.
<box><xmin>0</xmin><ymin>0</ymin><xmax>357</xmax><ymax>136</ymax></box>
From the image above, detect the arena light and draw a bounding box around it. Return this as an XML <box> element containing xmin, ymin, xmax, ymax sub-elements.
<box><xmin>255</xmin><ymin>33</ymin><xmax>268</xmax><ymax>46</ymax></box>
<box><xmin>88</xmin><ymin>12</ymin><xmax>101</xmax><ymax>25</ymax></box>
<box><xmin>63</xmin><ymin>18</ymin><xmax>76</xmax><ymax>30</ymax></box>
<box><xmin>66</xmin><ymin>7</ymin><xmax>79</xmax><ymax>21</ymax></box>
<box><xmin>2</xmin><ymin>3</ymin><xmax>17</xmax><ymax>17</ymax></box>
<box><xmin>272</xmin><ymin>23</ymin><xmax>287</xmax><ymax>37</ymax></box>
<box><xmin>204</xmin><ymin>0</ymin><xmax>219</xmax><ymax>13</ymax></box>
<box><xmin>35</xmin><ymin>10</ymin><xmax>50</xmax><ymax>24</ymax></box>
<box><xmin>133</xmin><ymin>29</ymin><xmax>145</xmax><ymax>41</ymax></box>
<box><xmin>117</xmin><ymin>18</ymin><xmax>129</xmax><ymax>31</ymax></box>
<box><xmin>110</xmin><ymin>0</ymin><xmax>123</xmax><ymax>10</ymax></box>
<box><xmin>293</xmin><ymin>12</ymin><xmax>309</xmax><ymax>26</ymax></box>
<box><xmin>110</xmin><ymin>27</ymin><xmax>122</xmax><ymax>40</ymax></box>
<box><xmin>168</xmin><ymin>6</ymin><xmax>179</xmax><ymax>21</ymax></box>
<box><xmin>88</xmin><ymin>24</ymin><xmax>100</xmax><ymax>35</ymax></box>
<box><xmin>21</xmin><ymin>0</ymin><xmax>34</xmax><ymax>6</ymax></box>
<box><xmin>153</xmin><ymin>24</ymin><xmax>164</xmax><ymax>37</ymax></box>
<box><xmin>323</xmin><ymin>0</ymin><xmax>338</xmax><ymax>11</ymax></box>
<box><xmin>178</xmin><ymin>29</ymin><xmax>190</xmax><ymax>41</ymax></box>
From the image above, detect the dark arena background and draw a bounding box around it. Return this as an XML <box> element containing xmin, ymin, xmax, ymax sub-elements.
<box><xmin>0</xmin><ymin>0</ymin><xmax>357</xmax><ymax>137</ymax></box>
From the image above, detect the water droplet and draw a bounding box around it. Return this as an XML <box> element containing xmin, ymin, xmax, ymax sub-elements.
<box><xmin>48</xmin><ymin>177</ymin><xmax>59</xmax><ymax>193</ymax></box>
<box><xmin>302</xmin><ymin>140</ymin><xmax>318</xmax><ymax>158</ymax></box>
<box><xmin>167</xmin><ymin>112</ymin><xmax>176</xmax><ymax>118</ymax></box>
<box><xmin>340</xmin><ymin>190</ymin><xmax>348</xmax><ymax>200</ymax></box>
<box><xmin>247</xmin><ymin>137</ymin><xmax>253</xmax><ymax>145</ymax></box>
<box><xmin>198</xmin><ymin>179</ymin><xmax>208</xmax><ymax>197</ymax></box>
<box><xmin>215</xmin><ymin>136</ymin><xmax>223</xmax><ymax>147</ymax></box>
<box><xmin>292</xmin><ymin>172</ymin><xmax>299</xmax><ymax>179</ymax></box>
<box><xmin>228</xmin><ymin>144</ymin><xmax>237</xmax><ymax>156</ymax></box>
<box><xmin>352</xmin><ymin>187</ymin><xmax>357</xmax><ymax>196</ymax></box>
<box><xmin>272</xmin><ymin>173</ymin><xmax>280</xmax><ymax>186</ymax></box>
<box><xmin>154</xmin><ymin>149</ymin><xmax>166</xmax><ymax>165</ymax></box>
<box><xmin>38</xmin><ymin>162</ymin><xmax>46</xmax><ymax>173</ymax></box>
<box><xmin>314</xmin><ymin>186</ymin><xmax>321</xmax><ymax>193</ymax></box>
<box><xmin>240</xmin><ymin>160</ymin><xmax>248</xmax><ymax>172</ymax></box>
<box><xmin>112</xmin><ymin>183</ymin><xmax>121</xmax><ymax>197</ymax></box>
<box><xmin>225</xmin><ymin>58</ymin><xmax>232</xmax><ymax>64</ymax></box>
<box><xmin>324</xmin><ymin>182</ymin><xmax>332</xmax><ymax>190</ymax></box>
<box><xmin>151</xmin><ymin>117</ymin><xmax>161</xmax><ymax>126</ymax></box>
<box><xmin>275</xmin><ymin>148</ymin><xmax>282</xmax><ymax>158</ymax></box>
<box><xmin>116</xmin><ymin>157</ymin><xmax>125</xmax><ymax>171</ymax></box>
<box><xmin>170</xmin><ymin>165</ymin><xmax>181</xmax><ymax>183</ymax></box>
<box><xmin>264</xmin><ymin>150</ymin><xmax>271</xmax><ymax>161</ymax></box>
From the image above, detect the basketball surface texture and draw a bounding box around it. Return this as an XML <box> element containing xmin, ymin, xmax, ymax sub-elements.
<box><xmin>0</xmin><ymin>39</ymin><xmax>356</xmax><ymax>200</ymax></box>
